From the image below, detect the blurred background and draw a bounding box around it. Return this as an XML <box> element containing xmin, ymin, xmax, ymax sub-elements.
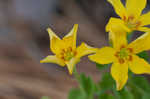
<box><xmin>0</xmin><ymin>0</ymin><xmax>150</xmax><ymax>99</ymax></box>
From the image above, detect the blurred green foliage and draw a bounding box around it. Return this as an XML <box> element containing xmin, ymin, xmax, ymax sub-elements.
<box><xmin>41</xmin><ymin>96</ymin><xmax>49</xmax><ymax>99</ymax></box>
<box><xmin>68</xmin><ymin>73</ymin><xmax>96</xmax><ymax>99</ymax></box>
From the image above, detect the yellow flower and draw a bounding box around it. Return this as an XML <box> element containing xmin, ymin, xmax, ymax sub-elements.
<box><xmin>89</xmin><ymin>30</ymin><xmax>150</xmax><ymax>90</ymax></box>
<box><xmin>107</xmin><ymin>0</ymin><xmax>150</xmax><ymax>32</ymax></box>
<box><xmin>40</xmin><ymin>24</ymin><xmax>96</xmax><ymax>75</ymax></box>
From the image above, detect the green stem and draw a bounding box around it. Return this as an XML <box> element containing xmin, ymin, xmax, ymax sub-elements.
<box><xmin>73</xmin><ymin>67</ymin><xmax>80</xmax><ymax>81</ymax></box>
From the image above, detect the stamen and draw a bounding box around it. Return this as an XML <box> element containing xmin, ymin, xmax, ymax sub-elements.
<box><xmin>123</xmin><ymin>16</ymin><xmax>127</xmax><ymax>21</ymax></box>
<box><xmin>127</xmin><ymin>16</ymin><xmax>134</xmax><ymax>22</ymax></box>
<box><xmin>115</xmin><ymin>47</ymin><xmax>133</xmax><ymax>64</ymax></box>
<box><xmin>115</xmin><ymin>52</ymin><xmax>119</xmax><ymax>57</ymax></box>
<box><xmin>135</xmin><ymin>21</ymin><xmax>142</xmax><ymax>29</ymax></box>
<box><xmin>128</xmin><ymin>55</ymin><xmax>133</xmax><ymax>61</ymax></box>
<box><xmin>127</xmin><ymin>48</ymin><xmax>133</xmax><ymax>53</ymax></box>
<box><xmin>120</xmin><ymin>45</ymin><xmax>126</xmax><ymax>49</ymax></box>
<box><xmin>119</xmin><ymin>58</ymin><xmax>125</xmax><ymax>64</ymax></box>
<box><xmin>124</xmin><ymin>15</ymin><xmax>141</xmax><ymax>30</ymax></box>
<box><xmin>59</xmin><ymin>47</ymin><xmax>76</xmax><ymax>61</ymax></box>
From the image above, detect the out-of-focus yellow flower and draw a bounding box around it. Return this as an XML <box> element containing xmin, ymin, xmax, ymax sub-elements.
<box><xmin>89</xmin><ymin>29</ymin><xmax>150</xmax><ymax>90</ymax></box>
<box><xmin>40</xmin><ymin>24</ymin><xmax>96</xmax><ymax>75</ymax></box>
<box><xmin>107</xmin><ymin>0</ymin><xmax>150</xmax><ymax>32</ymax></box>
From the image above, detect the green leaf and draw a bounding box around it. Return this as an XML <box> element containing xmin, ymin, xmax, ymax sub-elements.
<box><xmin>130</xmin><ymin>76</ymin><xmax>150</xmax><ymax>92</ymax></box>
<box><xmin>99</xmin><ymin>72</ymin><xmax>115</xmax><ymax>90</ymax></box>
<box><xmin>68</xmin><ymin>89</ymin><xmax>86</xmax><ymax>99</ymax></box>
<box><xmin>142</xmin><ymin>93</ymin><xmax>150</xmax><ymax>99</ymax></box>
<box><xmin>79</xmin><ymin>73</ymin><xmax>95</xmax><ymax>97</ymax></box>
<box><xmin>137</xmin><ymin>51</ymin><xmax>149</xmax><ymax>61</ymax></box>
<box><xmin>99</xmin><ymin>93</ymin><xmax>115</xmax><ymax>99</ymax></box>
<box><xmin>127</xmin><ymin>81</ymin><xmax>142</xmax><ymax>99</ymax></box>
<box><xmin>68</xmin><ymin>73</ymin><xmax>96</xmax><ymax>99</ymax></box>
<box><xmin>41</xmin><ymin>96</ymin><xmax>49</xmax><ymax>99</ymax></box>
<box><xmin>96</xmin><ymin>63</ymin><xmax>110</xmax><ymax>70</ymax></box>
<box><xmin>117</xmin><ymin>88</ymin><xmax>134</xmax><ymax>99</ymax></box>
<box><xmin>127</xmin><ymin>75</ymin><xmax>150</xmax><ymax>99</ymax></box>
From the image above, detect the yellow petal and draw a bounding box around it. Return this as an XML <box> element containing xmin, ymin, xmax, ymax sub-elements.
<box><xmin>109</xmin><ymin>31</ymin><xmax>127</xmax><ymax>50</ymax></box>
<box><xmin>139</xmin><ymin>12</ymin><xmax>150</xmax><ymax>26</ymax></box>
<box><xmin>126</xmin><ymin>0</ymin><xmax>146</xmax><ymax>18</ymax></box>
<box><xmin>66</xmin><ymin>58</ymin><xmax>80</xmax><ymax>75</ymax></box>
<box><xmin>47</xmin><ymin>28</ymin><xmax>62</xmax><ymax>54</ymax></box>
<box><xmin>128</xmin><ymin>31</ymin><xmax>150</xmax><ymax>53</ymax></box>
<box><xmin>63</xmin><ymin>24</ymin><xmax>78</xmax><ymax>49</ymax></box>
<box><xmin>106</xmin><ymin>17</ymin><xmax>131</xmax><ymax>32</ymax></box>
<box><xmin>107</xmin><ymin>0</ymin><xmax>127</xmax><ymax>18</ymax></box>
<box><xmin>138</xmin><ymin>27</ymin><xmax>150</xmax><ymax>32</ymax></box>
<box><xmin>111</xmin><ymin>62</ymin><xmax>128</xmax><ymax>90</ymax></box>
<box><xmin>106</xmin><ymin>18</ymin><xmax>129</xmax><ymax>49</ymax></box>
<box><xmin>76</xmin><ymin>42</ymin><xmax>97</xmax><ymax>58</ymax></box>
<box><xmin>40</xmin><ymin>55</ymin><xmax>65</xmax><ymax>66</ymax></box>
<box><xmin>88</xmin><ymin>47</ymin><xmax>116</xmax><ymax>64</ymax></box>
<box><xmin>129</xmin><ymin>55</ymin><xmax>150</xmax><ymax>74</ymax></box>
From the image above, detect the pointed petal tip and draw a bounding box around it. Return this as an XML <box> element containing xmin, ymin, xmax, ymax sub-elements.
<box><xmin>47</xmin><ymin>27</ymin><xmax>52</xmax><ymax>33</ymax></box>
<box><xmin>88</xmin><ymin>54</ymin><xmax>99</xmax><ymax>63</ymax></box>
<box><xmin>88</xmin><ymin>54</ymin><xmax>94</xmax><ymax>60</ymax></box>
<box><xmin>67</xmin><ymin>65</ymin><xmax>74</xmax><ymax>75</ymax></box>
<box><xmin>72</xmin><ymin>24</ymin><xmax>79</xmax><ymax>32</ymax></box>
<box><xmin>40</xmin><ymin>59</ymin><xmax>45</xmax><ymax>63</ymax></box>
<box><xmin>47</xmin><ymin>27</ymin><xmax>54</xmax><ymax>37</ymax></box>
<box><xmin>40</xmin><ymin>58</ymin><xmax>49</xmax><ymax>63</ymax></box>
<box><xmin>68</xmin><ymin>70</ymin><xmax>73</xmax><ymax>75</ymax></box>
<box><xmin>74</xmin><ymin>24</ymin><xmax>78</xmax><ymax>27</ymax></box>
<box><xmin>73</xmin><ymin>24</ymin><xmax>78</xmax><ymax>31</ymax></box>
<box><xmin>116</xmin><ymin>83</ymin><xmax>123</xmax><ymax>91</ymax></box>
<box><xmin>47</xmin><ymin>27</ymin><xmax>59</xmax><ymax>38</ymax></box>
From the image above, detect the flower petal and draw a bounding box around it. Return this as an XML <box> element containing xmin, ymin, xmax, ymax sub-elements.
<box><xmin>109</xmin><ymin>31</ymin><xmax>127</xmax><ymax>50</ymax></box>
<box><xmin>138</xmin><ymin>27</ymin><xmax>150</xmax><ymax>32</ymax></box>
<box><xmin>106</xmin><ymin>17</ymin><xmax>131</xmax><ymax>32</ymax></box>
<box><xmin>47</xmin><ymin>28</ymin><xmax>62</xmax><ymax>54</ymax></box>
<box><xmin>88</xmin><ymin>47</ymin><xmax>116</xmax><ymax>64</ymax></box>
<box><xmin>129</xmin><ymin>55</ymin><xmax>150</xmax><ymax>74</ymax></box>
<box><xmin>126</xmin><ymin>0</ymin><xmax>146</xmax><ymax>18</ymax></box>
<box><xmin>111</xmin><ymin>62</ymin><xmax>128</xmax><ymax>90</ymax></box>
<box><xmin>76</xmin><ymin>42</ymin><xmax>97</xmax><ymax>58</ymax></box>
<box><xmin>107</xmin><ymin>0</ymin><xmax>127</xmax><ymax>18</ymax></box>
<box><xmin>63</xmin><ymin>24</ymin><xmax>78</xmax><ymax>49</ymax></box>
<box><xmin>66</xmin><ymin>58</ymin><xmax>80</xmax><ymax>75</ymax></box>
<box><xmin>106</xmin><ymin>18</ymin><xmax>129</xmax><ymax>49</ymax></box>
<box><xmin>139</xmin><ymin>12</ymin><xmax>150</xmax><ymax>26</ymax></box>
<box><xmin>40</xmin><ymin>55</ymin><xmax>65</xmax><ymax>66</ymax></box>
<box><xmin>128</xmin><ymin>31</ymin><xmax>150</xmax><ymax>53</ymax></box>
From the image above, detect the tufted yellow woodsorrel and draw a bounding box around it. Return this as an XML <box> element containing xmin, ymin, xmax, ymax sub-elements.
<box><xmin>89</xmin><ymin>29</ymin><xmax>150</xmax><ymax>90</ymax></box>
<box><xmin>40</xmin><ymin>24</ymin><xmax>96</xmax><ymax>75</ymax></box>
<box><xmin>107</xmin><ymin>0</ymin><xmax>150</xmax><ymax>32</ymax></box>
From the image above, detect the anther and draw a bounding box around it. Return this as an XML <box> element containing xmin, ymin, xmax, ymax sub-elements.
<box><xmin>135</xmin><ymin>21</ymin><xmax>141</xmax><ymax>29</ymax></box>
<box><xmin>127</xmin><ymin>48</ymin><xmax>133</xmax><ymax>53</ymax></box>
<box><xmin>123</xmin><ymin>16</ymin><xmax>127</xmax><ymax>21</ymax></box>
<box><xmin>119</xmin><ymin>58</ymin><xmax>125</xmax><ymax>64</ymax></box>
<box><xmin>127</xmin><ymin>16</ymin><xmax>134</xmax><ymax>22</ymax></box>
<box><xmin>128</xmin><ymin>55</ymin><xmax>133</xmax><ymax>61</ymax></box>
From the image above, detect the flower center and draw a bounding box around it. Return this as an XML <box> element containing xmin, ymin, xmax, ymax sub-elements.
<box><xmin>123</xmin><ymin>16</ymin><xmax>141</xmax><ymax>30</ymax></box>
<box><xmin>119</xmin><ymin>48</ymin><xmax>128</xmax><ymax>59</ymax></box>
<box><xmin>59</xmin><ymin>47</ymin><xmax>77</xmax><ymax>61</ymax></box>
<box><xmin>115</xmin><ymin>47</ymin><xmax>133</xmax><ymax>64</ymax></box>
